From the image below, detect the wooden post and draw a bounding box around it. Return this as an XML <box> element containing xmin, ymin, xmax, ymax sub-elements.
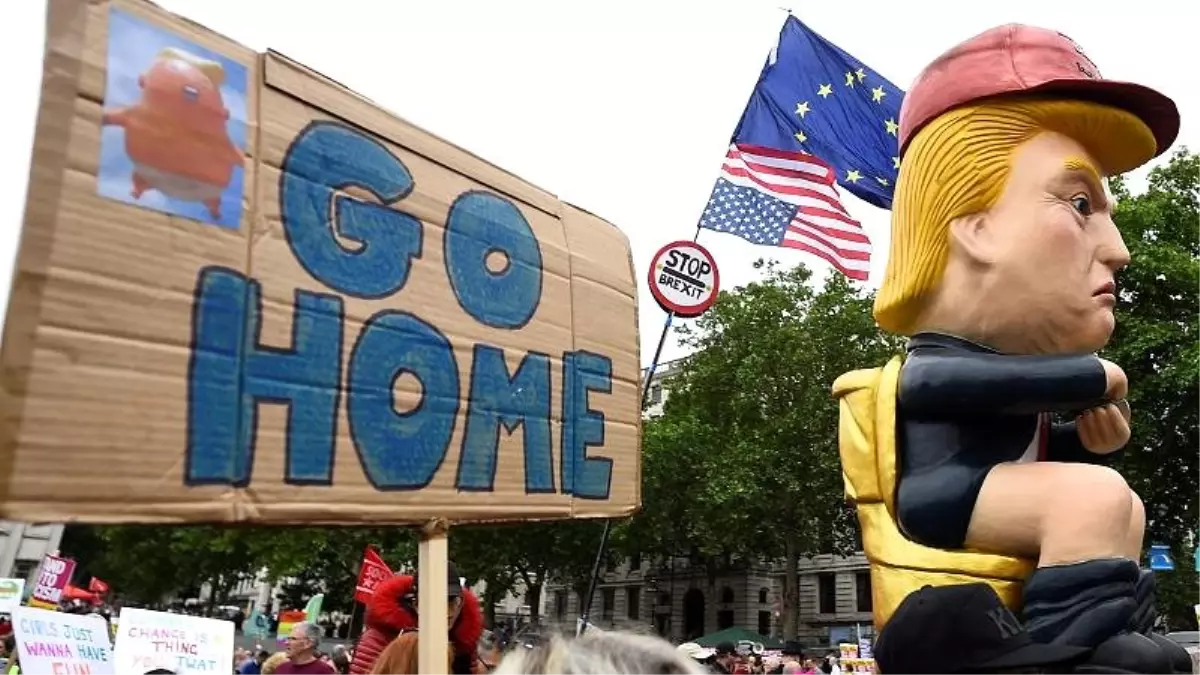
<box><xmin>418</xmin><ymin>519</ymin><xmax>450</xmax><ymax>675</ymax></box>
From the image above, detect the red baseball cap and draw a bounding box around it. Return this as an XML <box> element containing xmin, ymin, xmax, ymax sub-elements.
<box><xmin>898</xmin><ymin>24</ymin><xmax>1179</xmax><ymax>160</ymax></box>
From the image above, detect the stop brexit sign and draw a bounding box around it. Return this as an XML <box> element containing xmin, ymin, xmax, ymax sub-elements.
<box><xmin>647</xmin><ymin>240</ymin><xmax>720</xmax><ymax>317</ymax></box>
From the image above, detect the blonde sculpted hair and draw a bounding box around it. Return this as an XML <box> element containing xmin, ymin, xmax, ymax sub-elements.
<box><xmin>874</xmin><ymin>98</ymin><xmax>1156</xmax><ymax>335</ymax></box>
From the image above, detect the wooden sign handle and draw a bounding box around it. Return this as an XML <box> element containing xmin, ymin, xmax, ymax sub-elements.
<box><xmin>418</xmin><ymin>519</ymin><xmax>450</xmax><ymax>675</ymax></box>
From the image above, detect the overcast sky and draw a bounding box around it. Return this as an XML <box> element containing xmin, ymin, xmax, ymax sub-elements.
<box><xmin>1</xmin><ymin>1</ymin><xmax>1194</xmax><ymax>367</ymax></box>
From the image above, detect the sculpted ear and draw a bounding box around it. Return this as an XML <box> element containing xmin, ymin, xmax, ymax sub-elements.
<box><xmin>947</xmin><ymin>211</ymin><xmax>997</xmax><ymax>266</ymax></box>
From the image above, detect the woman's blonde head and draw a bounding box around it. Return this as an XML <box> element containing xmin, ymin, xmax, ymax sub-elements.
<box><xmin>875</xmin><ymin>97</ymin><xmax>1155</xmax><ymax>335</ymax></box>
<box><xmin>492</xmin><ymin>631</ymin><xmax>707</xmax><ymax>675</ymax></box>
<box><xmin>260</xmin><ymin>652</ymin><xmax>289</xmax><ymax>675</ymax></box>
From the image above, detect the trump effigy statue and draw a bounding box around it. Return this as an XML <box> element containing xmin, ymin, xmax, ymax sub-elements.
<box><xmin>833</xmin><ymin>24</ymin><xmax>1191</xmax><ymax>673</ymax></box>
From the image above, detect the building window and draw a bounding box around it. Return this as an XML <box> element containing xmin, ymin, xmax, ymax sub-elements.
<box><xmin>717</xmin><ymin>609</ymin><xmax>735</xmax><ymax>629</ymax></box>
<box><xmin>601</xmin><ymin>588</ymin><xmax>615</xmax><ymax>622</ymax></box>
<box><xmin>758</xmin><ymin>587</ymin><xmax>769</xmax><ymax>604</ymax></box>
<box><xmin>818</xmin><ymin>573</ymin><xmax>836</xmax><ymax>615</ymax></box>
<box><xmin>650</xmin><ymin>385</ymin><xmax>662</xmax><ymax>404</ymax></box>
<box><xmin>629</xmin><ymin>553</ymin><xmax>642</xmax><ymax>572</ymax></box>
<box><xmin>626</xmin><ymin>586</ymin><xmax>641</xmax><ymax>620</ymax></box>
<box><xmin>720</xmin><ymin>587</ymin><xmax>734</xmax><ymax>604</ymax></box>
<box><xmin>657</xmin><ymin>591</ymin><xmax>671</xmax><ymax>607</ymax></box>
<box><xmin>758</xmin><ymin>610</ymin><xmax>771</xmax><ymax>636</ymax></box>
<box><xmin>855</xmin><ymin>571</ymin><xmax>872</xmax><ymax>613</ymax></box>
<box><xmin>554</xmin><ymin>590</ymin><xmax>567</xmax><ymax>619</ymax></box>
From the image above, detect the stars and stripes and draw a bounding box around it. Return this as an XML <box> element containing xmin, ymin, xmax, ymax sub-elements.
<box><xmin>700</xmin><ymin>143</ymin><xmax>870</xmax><ymax>280</ymax></box>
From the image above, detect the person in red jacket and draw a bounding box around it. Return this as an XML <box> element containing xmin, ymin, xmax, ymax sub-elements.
<box><xmin>350</xmin><ymin>562</ymin><xmax>483</xmax><ymax>674</ymax></box>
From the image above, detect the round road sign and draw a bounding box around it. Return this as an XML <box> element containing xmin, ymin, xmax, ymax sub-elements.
<box><xmin>647</xmin><ymin>240</ymin><xmax>720</xmax><ymax>317</ymax></box>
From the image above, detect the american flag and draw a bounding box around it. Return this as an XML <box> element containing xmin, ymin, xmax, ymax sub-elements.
<box><xmin>698</xmin><ymin>15</ymin><xmax>905</xmax><ymax>281</ymax></box>
<box><xmin>703</xmin><ymin>143</ymin><xmax>871</xmax><ymax>280</ymax></box>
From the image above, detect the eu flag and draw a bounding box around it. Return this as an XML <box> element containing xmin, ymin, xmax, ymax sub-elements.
<box><xmin>697</xmin><ymin>16</ymin><xmax>905</xmax><ymax>281</ymax></box>
<box><xmin>734</xmin><ymin>15</ymin><xmax>905</xmax><ymax>210</ymax></box>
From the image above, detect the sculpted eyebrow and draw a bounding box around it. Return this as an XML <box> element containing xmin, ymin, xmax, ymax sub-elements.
<box><xmin>1061</xmin><ymin>157</ymin><xmax>1107</xmax><ymax>193</ymax></box>
<box><xmin>1059</xmin><ymin>157</ymin><xmax>1110</xmax><ymax>209</ymax></box>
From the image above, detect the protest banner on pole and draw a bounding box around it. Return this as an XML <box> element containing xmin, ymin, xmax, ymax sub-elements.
<box><xmin>354</xmin><ymin>546</ymin><xmax>393</xmax><ymax>603</ymax></box>
<box><xmin>29</xmin><ymin>554</ymin><xmax>76</xmax><ymax>610</ymax></box>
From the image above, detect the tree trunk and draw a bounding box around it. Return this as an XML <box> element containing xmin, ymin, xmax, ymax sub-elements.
<box><xmin>481</xmin><ymin>580</ymin><xmax>501</xmax><ymax>630</ymax></box>
<box><xmin>782</xmin><ymin>533</ymin><xmax>800</xmax><ymax>641</ymax></box>
<box><xmin>526</xmin><ymin>575</ymin><xmax>544</xmax><ymax>626</ymax></box>
<box><xmin>206</xmin><ymin>575</ymin><xmax>221</xmax><ymax>616</ymax></box>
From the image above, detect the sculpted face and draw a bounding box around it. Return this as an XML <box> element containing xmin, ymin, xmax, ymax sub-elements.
<box><xmin>963</xmin><ymin>132</ymin><xmax>1129</xmax><ymax>354</ymax></box>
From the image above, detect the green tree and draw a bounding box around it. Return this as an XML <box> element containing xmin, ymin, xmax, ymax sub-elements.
<box><xmin>60</xmin><ymin>525</ymin><xmax>261</xmax><ymax>608</ymax></box>
<box><xmin>61</xmin><ymin>524</ymin><xmax>419</xmax><ymax>613</ymax></box>
<box><xmin>638</xmin><ymin>262</ymin><xmax>901</xmax><ymax>639</ymax></box>
<box><xmin>252</xmin><ymin>527</ymin><xmax>418</xmax><ymax>614</ymax></box>
<box><xmin>452</xmin><ymin>520</ymin><xmax>611</xmax><ymax>627</ymax></box>
<box><xmin>1106</xmin><ymin>148</ymin><xmax>1199</xmax><ymax>630</ymax></box>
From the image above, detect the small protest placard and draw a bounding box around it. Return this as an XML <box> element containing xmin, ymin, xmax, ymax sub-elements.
<box><xmin>12</xmin><ymin>606</ymin><xmax>114</xmax><ymax>675</ymax></box>
<box><xmin>113</xmin><ymin>607</ymin><xmax>235</xmax><ymax>675</ymax></box>
<box><xmin>29</xmin><ymin>554</ymin><xmax>76</xmax><ymax>610</ymax></box>
<box><xmin>0</xmin><ymin>579</ymin><xmax>26</xmax><ymax>614</ymax></box>
<box><xmin>647</xmin><ymin>240</ymin><xmax>720</xmax><ymax>317</ymax></box>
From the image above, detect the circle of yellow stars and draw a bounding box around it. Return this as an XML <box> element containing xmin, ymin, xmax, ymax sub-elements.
<box><xmin>792</xmin><ymin>66</ymin><xmax>902</xmax><ymax>187</ymax></box>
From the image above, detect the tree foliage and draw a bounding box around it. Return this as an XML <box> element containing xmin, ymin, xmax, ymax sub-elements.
<box><xmin>60</xmin><ymin>525</ymin><xmax>260</xmax><ymax>608</ymax></box>
<box><xmin>627</xmin><ymin>261</ymin><xmax>902</xmax><ymax>638</ymax></box>
<box><xmin>1106</xmin><ymin>148</ymin><xmax>1199</xmax><ymax>629</ymax></box>
<box><xmin>62</xmin><ymin>517</ymin><xmax>606</xmax><ymax>623</ymax></box>
<box><xmin>453</xmin><ymin>520</ymin><xmax>611</xmax><ymax>626</ymax></box>
<box><xmin>251</xmin><ymin>527</ymin><xmax>418</xmax><ymax>614</ymax></box>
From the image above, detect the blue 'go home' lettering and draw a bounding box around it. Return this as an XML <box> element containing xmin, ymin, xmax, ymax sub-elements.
<box><xmin>561</xmin><ymin>351</ymin><xmax>614</xmax><ymax>500</ymax></box>
<box><xmin>186</xmin><ymin>267</ymin><xmax>343</xmax><ymax>486</ymax></box>
<box><xmin>444</xmin><ymin>191</ymin><xmax>543</xmax><ymax>329</ymax></box>
<box><xmin>186</xmin><ymin>120</ymin><xmax>617</xmax><ymax>498</ymax></box>
<box><xmin>349</xmin><ymin>311</ymin><xmax>460</xmax><ymax>490</ymax></box>
<box><xmin>280</xmin><ymin>121</ymin><xmax>423</xmax><ymax>299</ymax></box>
<box><xmin>456</xmin><ymin>345</ymin><xmax>554</xmax><ymax>493</ymax></box>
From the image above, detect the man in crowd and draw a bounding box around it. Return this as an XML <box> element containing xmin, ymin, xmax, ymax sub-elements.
<box><xmin>238</xmin><ymin>649</ymin><xmax>272</xmax><ymax>674</ymax></box>
<box><xmin>711</xmin><ymin>642</ymin><xmax>738</xmax><ymax>674</ymax></box>
<box><xmin>276</xmin><ymin>621</ymin><xmax>336</xmax><ymax>674</ymax></box>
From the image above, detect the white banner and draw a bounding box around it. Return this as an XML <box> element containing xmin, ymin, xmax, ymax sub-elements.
<box><xmin>113</xmin><ymin>607</ymin><xmax>234</xmax><ymax>674</ymax></box>
<box><xmin>12</xmin><ymin>606</ymin><xmax>114</xmax><ymax>675</ymax></box>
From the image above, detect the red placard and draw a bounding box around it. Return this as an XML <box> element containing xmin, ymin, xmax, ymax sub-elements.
<box><xmin>354</xmin><ymin>546</ymin><xmax>394</xmax><ymax>603</ymax></box>
<box><xmin>29</xmin><ymin>554</ymin><xmax>76</xmax><ymax>610</ymax></box>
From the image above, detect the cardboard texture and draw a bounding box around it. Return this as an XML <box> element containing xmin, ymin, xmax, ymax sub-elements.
<box><xmin>0</xmin><ymin>0</ymin><xmax>641</xmax><ymax>524</ymax></box>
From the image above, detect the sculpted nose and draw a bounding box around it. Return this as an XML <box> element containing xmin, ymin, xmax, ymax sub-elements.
<box><xmin>1095</xmin><ymin>216</ymin><xmax>1130</xmax><ymax>272</ymax></box>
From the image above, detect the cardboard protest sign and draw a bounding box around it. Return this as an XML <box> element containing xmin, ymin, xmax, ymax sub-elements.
<box><xmin>113</xmin><ymin>607</ymin><xmax>234</xmax><ymax>674</ymax></box>
<box><xmin>0</xmin><ymin>0</ymin><xmax>640</xmax><ymax>525</ymax></box>
<box><xmin>12</xmin><ymin>606</ymin><xmax>114</xmax><ymax>675</ymax></box>
<box><xmin>29</xmin><ymin>554</ymin><xmax>76</xmax><ymax>610</ymax></box>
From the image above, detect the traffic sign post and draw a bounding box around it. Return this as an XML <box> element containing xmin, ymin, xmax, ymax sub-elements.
<box><xmin>580</xmin><ymin>238</ymin><xmax>721</xmax><ymax>638</ymax></box>
<box><xmin>1148</xmin><ymin>544</ymin><xmax>1175</xmax><ymax>571</ymax></box>
<box><xmin>647</xmin><ymin>240</ymin><xmax>720</xmax><ymax>317</ymax></box>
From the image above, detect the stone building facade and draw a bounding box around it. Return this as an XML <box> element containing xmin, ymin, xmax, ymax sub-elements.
<box><xmin>0</xmin><ymin>521</ymin><xmax>66</xmax><ymax>601</ymax></box>
<box><xmin>541</xmin><ymin>552</ymin><xmax>875</xmax><ymax>646</ymax></box>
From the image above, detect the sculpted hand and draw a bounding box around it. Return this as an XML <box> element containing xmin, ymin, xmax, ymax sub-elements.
<box><xmin>1099</xmin><ymin>358</ymin><xmax>1128</xmax><ymax>400</ymax></box>
<box><xmin>1077</xmin><ymin>400</ymin><xmax>1131</xmax><ymax>454</ymax></box>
